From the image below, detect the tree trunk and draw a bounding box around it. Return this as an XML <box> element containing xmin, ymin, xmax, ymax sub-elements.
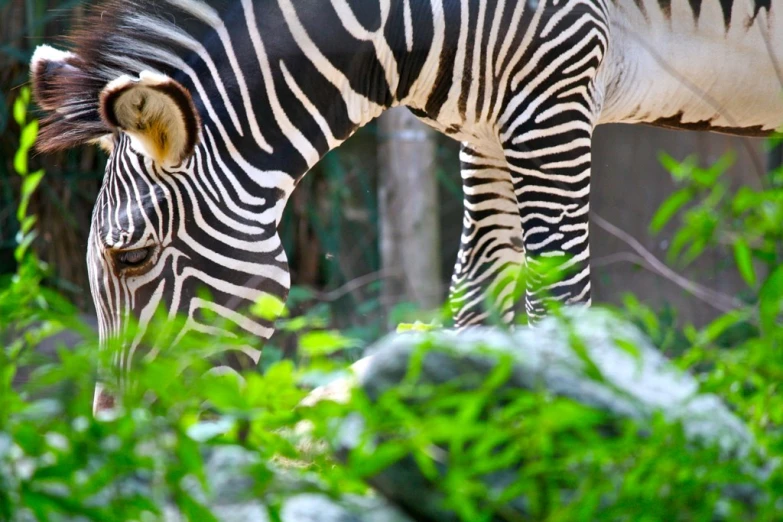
<box><xmin>378</xmin><ymin>108</ymin><xmax>442</xmax><ymax>325</ymax></box>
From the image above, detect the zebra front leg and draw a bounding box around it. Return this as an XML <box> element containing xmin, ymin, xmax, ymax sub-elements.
<box><xmin>503</xmin><ymin>116</ymin><xmax>594</xmax><ymax>321</ymax></box>
<box><xmin>450</xmin><ymin>143</ymin><xmax>525</xmax><ymax>328</ymax></box>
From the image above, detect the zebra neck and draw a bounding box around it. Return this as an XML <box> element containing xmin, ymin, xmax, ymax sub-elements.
<box><xmin>185</xmin><ymin>0</ymin><xmax>448</xmax><ymax>197</ymax></box>
<box><xmin>89</xmin><ymin>0</ymin><xmax>445</xmax><ymax>207</ymax></box>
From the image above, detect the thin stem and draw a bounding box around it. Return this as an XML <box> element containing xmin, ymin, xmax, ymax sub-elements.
<box><xmin>591</xmin><ymin>212</ymin><xmax>744</xmax><ymax>314</ymax></box>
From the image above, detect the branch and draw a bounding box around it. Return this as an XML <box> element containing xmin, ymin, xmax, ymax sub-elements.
<box><xmin>308</xmin><ymin>269</ymin><xmax>400</xmax><ymax>303</ymax></box>
<box><xmin>591</xmin><ymin>212</ymin><xmax>744</xmax><ymax>314</ymax></box>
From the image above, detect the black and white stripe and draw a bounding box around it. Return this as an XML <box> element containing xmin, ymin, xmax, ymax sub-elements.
<box><xmin>31</xmin><ymin>0</ymin><xmax>783</xmax><ymax>410</ymax></box>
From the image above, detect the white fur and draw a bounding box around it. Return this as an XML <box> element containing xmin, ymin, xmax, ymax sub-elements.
<box><xmin>103</xmin><ymin>74</ymin><xmax>136</xmax><ymax>93</ymax></box>
<box><xmin>598</xmin><ymin>0</ymin><xmax>783</xmax><ymax>132</ymax></box>
<box><xmin>30</xmin><ymin>44</ymin><xmax>75</xmax><ymax>69</ymax></box>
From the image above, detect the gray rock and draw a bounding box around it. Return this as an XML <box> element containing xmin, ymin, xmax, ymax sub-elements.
<box><xmin>167</xmin><ymin>489</ymin><xmax>411</xmax><ymax>522</ymax></box>
<box><xmin>162</xmin><ymin>446</ymin><xmax>413</xmax><ymax>522</ymax></box>
<box><xmin>336</xmin><ymin>309</ymin><xmax>764</xmax><ymax>521</ymax></box>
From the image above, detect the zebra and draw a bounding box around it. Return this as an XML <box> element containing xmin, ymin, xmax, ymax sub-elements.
<box><xmin>30</xmin><ymin>0</ymin><xmax>783</xmax><ymax>411</ymax></box>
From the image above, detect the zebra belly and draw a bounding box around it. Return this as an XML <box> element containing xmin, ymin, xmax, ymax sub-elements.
<box><xmin>598</xmin><ymin>0</ymin><xmax>783</xmax><ymax>135</ymax></box>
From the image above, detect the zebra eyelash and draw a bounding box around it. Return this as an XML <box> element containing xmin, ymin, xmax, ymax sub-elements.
<box><xmin>113</xmin><ymin>246</ymin><xmax>154</xmax><ymax>272</ymax></box>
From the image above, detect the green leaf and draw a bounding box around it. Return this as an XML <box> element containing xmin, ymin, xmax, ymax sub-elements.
<box><xmin>681</xmin><ymin>237</ymin><xmax>707</xmax><ymax>266</ymax></box>
<box><xmin>177</xmin><ymin>494</ymin><xmax>219</xmax><ymax>522</ymax></box>
<box><xmin>1</xmin><ymin>363</ymin><xmax>16</xmax><ymax>389</ymax></box>
<box><xmin>21</xmin><ymin>120</ymin><xmax>39</xmax><ymax>150</ymax></box>
<box><xmin>27</xmin><ymin>169</ymin><xmax>46</xmax><ymax>188</ymax></box>
<box><xmin>14</xmin><ymin>147</ymin><xmax>28</xmax><ymax>176</ymax></box>
<box><xmin>703</xmin><ymin>151</ymin><xmax>735</xmax><ymax>184</ymax></box>
<box><xmin>733</xmin><ymin>238</ymin><xmax>756</xmax><ymax>288</ymax></box>
<box><xmin>650</xmin><ymin>188</ymin><xmax>692</xmax><ymax>234</ymax></box>
<box><xmin>614</xmin><ymin>338</ymin><xmax>641</xmax><ymax>358</ymax></box>
<box><xmin>251</xmin><ymin>293</ymin><xmax>287</xmax><ymax>320</ymax></box>
<box><xmin>397</xmin><ymin>321</ymin><xmax>440</xmax><ymax>333</ymax></box>
<box><xmin>658</xmin><ymin>152</ymin><xmax>681</xmax><ymax>175</ymax></box>
<box><xmin>299</xmin><ymin>330</ymin><xmax>359</xmax><ymax>357</ymax></box>
<box><xmin>15</xmin><ymin>231</ymin><xmax>37</xmax><ymax>262</ymax></box>
<box><xmin>731</xmin><ymin>187</ymin><xmax>760</xmax><ymax>214</ymax></box>
<box><xmin>18</xmin><ymin>215</ymin><xmax>38</xmax><ymax>235</ymax></box>
<box><xmin>16</xmin><ymin>197</ymin><xmax>31</xmax><ymax>224</ymax></box>
<box><xmin>13</xmin><ymin>92</ymin><xmax>27</xmax><ymax>126</ymax></box>
<box><xmin>759</xmin><ymin>265</ymin><xmax>783</xmax><ymax>335</ymax></box>
<box><xmin>658</xmin><ymin>152</ymin><xmax>697</xmax><ymax>182</ymax></box>
<box><xmin>176</xmin><ymin>435</ymin><xmax>206</xmax><ymax>482</ymax></box>
<box><xmin>698</xmin><ymin>309</ymin><xmax>751</xmax><ymax>346</ymax></box>
<box><xmin>667</xmin><ymin>228</ymin><xmax>691</xmax><ymax>264</ymax></box>
<box><xmin>18</xmin><ymin>171</ymin><xmax>45</xmax><ymax>220</ymax></box>
<box><xmin>352</xmin><ymin>441</ymin><xmax>409</xmax><ymax>477</ymax></box>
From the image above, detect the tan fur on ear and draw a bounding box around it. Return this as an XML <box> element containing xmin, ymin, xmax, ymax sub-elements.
<box><xmin>99</xmin><ymin>72</ymin><xmax>200</xmax><ymax>165</ymax></box>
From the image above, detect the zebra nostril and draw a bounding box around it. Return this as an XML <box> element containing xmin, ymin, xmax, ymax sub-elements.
<box><xmin>115</xmin><ymin>247</ymin><xmax>151</xmax><ymax>270</ymax></box>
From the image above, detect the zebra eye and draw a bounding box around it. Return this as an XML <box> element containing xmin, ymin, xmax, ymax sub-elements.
<box><xmin>115</xmin><ymin>247</ymin><xmax>151</xmax><ymax>269</ymax></box>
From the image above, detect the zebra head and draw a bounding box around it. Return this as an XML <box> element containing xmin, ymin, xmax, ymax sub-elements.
<box><xmin>31</xmin><ymin>45</ymin><xmax>293</xmax><ymax>410</ymax></box>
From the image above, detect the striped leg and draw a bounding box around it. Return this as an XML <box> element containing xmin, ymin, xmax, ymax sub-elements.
<box><xmin>450</xmin><ymin>143</ymin><xmax>525</xmax><ymax>328</ymax></box>
<box><xmin>498</xmin><ymin>5</ymin><xmax>606</xmax><ymax>322</ymax></box>
<box><xmin>503</xmin><ymin>108</ymin><xmax>596</xmax><ymax>320</ymax></box>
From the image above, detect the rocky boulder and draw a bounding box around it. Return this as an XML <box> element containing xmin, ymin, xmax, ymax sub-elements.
<box><xmin>333</xmin><ymin>309</ymin><xmax>765</xmax><ymax>521</ymax></box>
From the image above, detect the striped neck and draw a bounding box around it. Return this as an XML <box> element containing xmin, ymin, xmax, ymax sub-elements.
<box><xmin>58</xmin><ymin>0</ymin><xmax>438</xmax><ymax>206</ymax></box>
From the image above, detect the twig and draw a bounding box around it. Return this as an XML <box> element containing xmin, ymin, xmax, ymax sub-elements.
<box><xmin>591</xmin><ymin>212</ymin><xmax>744</xmax><ymax>313</ymax></box>
<box><xmin>591</xmin><ymin>251</ymin><xmax>736</xmax><ymax>314</ymax></box>
<box><xmin>309</xmin><ymin>268</ymin><xmax>400</xmax><ymax>302</ymax></box>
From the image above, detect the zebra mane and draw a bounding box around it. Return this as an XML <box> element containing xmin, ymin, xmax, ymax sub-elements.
<box><xmin>32</xmin><ymin>0</ymin><xmax>221</xmax><ymax>153</ymax></box>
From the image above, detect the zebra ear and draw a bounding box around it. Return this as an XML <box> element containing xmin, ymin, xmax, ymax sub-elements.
<box><xmin>30</xmin><ymin>45</ymin><xmax>111</xmax><ymax>152</ymax></box>
<box><xmin>30</xmin><ymin>45</ymin><xmax>82</xmax><ymax>111</ymax></box>
<box><xmin>99</xmin><ymin>72</ymin><xmax>200</xmax><ymax>165</ymax></box>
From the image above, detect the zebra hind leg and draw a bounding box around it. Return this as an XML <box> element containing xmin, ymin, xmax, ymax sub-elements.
<box><xmin>502</xmin><ymin>109</ymin><xmax>596</xmax><ymax>322</ymax></box>
<box><xmin>496</xmin><ymin>0</ymin><xmax>606</xmax><ymax>322</ymax></box>
<box><xmin>449</xmin><ymin>143</ymin><xmax>525</xmax><ymax>328</ymax></box>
